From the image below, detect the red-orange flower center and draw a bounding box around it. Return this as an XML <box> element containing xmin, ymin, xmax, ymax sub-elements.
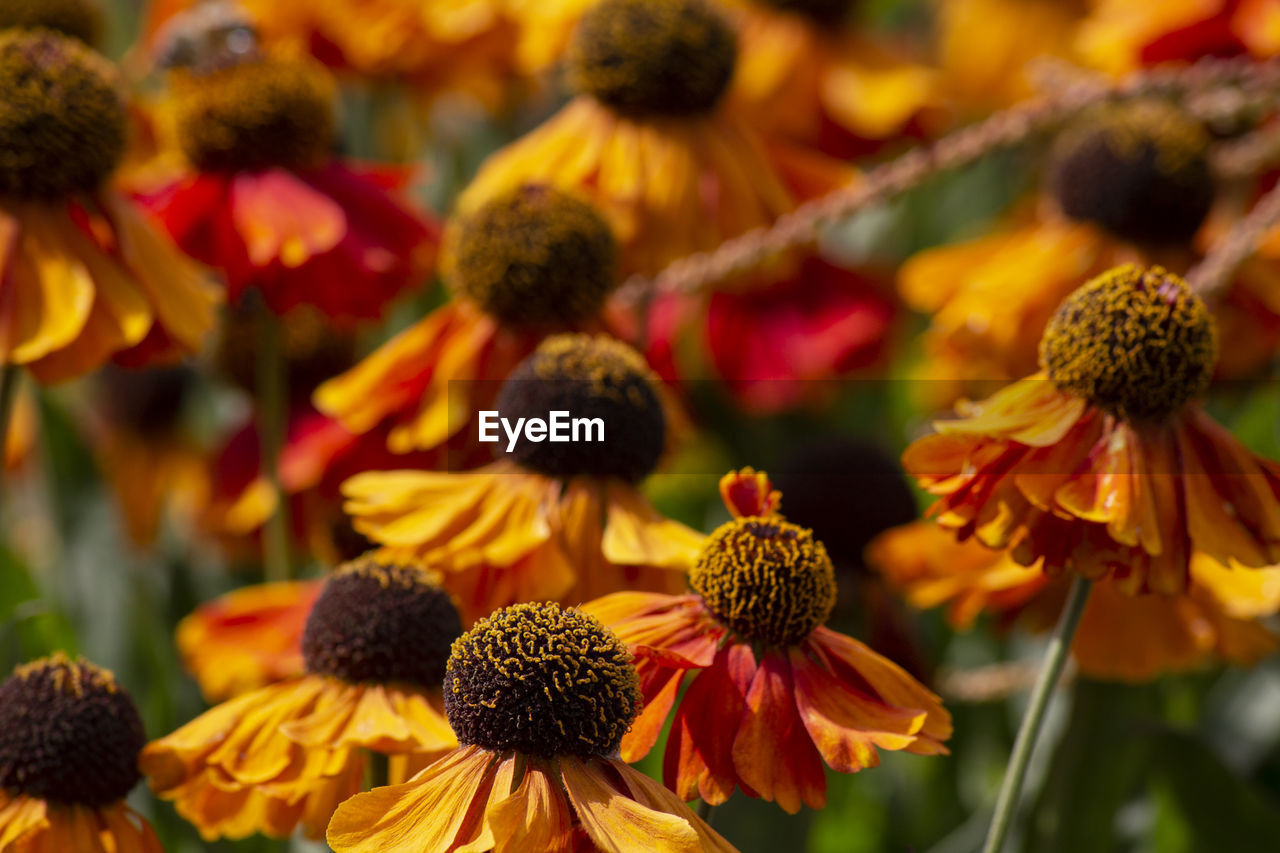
<box><xmin>444</xmin><ymin>602</ymin><xmax>640</xmax><ymax>758</ymax></box>
<box><xmin>302</xmin><ymin>557</ymin><xmax>462</xmax><ymax>688</ymax></box>
<box><xmin>0</xmin><ymin>654</ymin><xmax>145</xmax><ymax>807</ymax></box>
<box><xmin>447</xmin><ymin>184</ymin><xmax>619</xmax><ymax>328</ymax></box>
<box><xmin>1047</xmin><ymin>101</ymin><xmax>1213</xmax><ymax>246</ymax></box>
<box><xmin>690</xmin><ymin>515</ymin><xmax>836</xmax><ymax>646</ymax></box>
<box><xmin>1040</xmin><ymin>264</ymin><xmax>1217</xmax><ymax>421</ymax></box>
<box><xmin>0</xmin><ymin>29</ymin><xmax>124</xmax><ymax>198</ymax></box>
<box><xmin>173</xmin><ymin>56</ymin><xmax>336</xmax><ymax>172</ymax></box>
<box><xmin>568</xmin><ymin>0</ymin><xmax>738</xmax><ymax>116</ymax></box>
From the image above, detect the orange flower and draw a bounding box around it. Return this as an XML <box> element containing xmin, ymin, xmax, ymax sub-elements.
<box><xmin>582</xmin><ymin>468</ymin><xmax>951</xmax><ymax>813</ymax></box>
<box><xmin>143</xmin><ymin>559</ymin><xmax>461</xmax><ymax>840</ymax></box>
<box><xmin>343</xmin><ymin>334</ymin><xmax>703</xmax><ymax>622</ymax></box>
<box><xmin>176</xmin><ymin>579</ymin><xmax>323</xmax><ymax>701</ymax></box>
<box><xmin>870</xmin><ymin>522</ymin><xmax>1280</xmax><ymax>681</ymax></box>
<box><xmin>137</xmin><ymin>53</ymin><xmax>438</xmax><ymax>323</ymax></box>
<box><xmin>903</xmin><ymin>264</ymin><xmax>1280</xmax><ymax>596</ymax></box>
<box><xmin>724</xmin><ymin>0</ymin><xmax>941</xmax><ymax>158</ymax></box>
<box><xmin>327</xmin><ymin>602</ymin><xmax>735</xmax><ymax>852</ymax></box>
<box><xmin>0</xmin><ymin>30</ymin><xmax>220</xmax><ymax>384</ymax></box>
<box><xmin>315</xmin><ymin>185</ymin><xmax>620</xmax><ymax>459</ymax></box>
<box><xmin>935</xmin><ymin>0</ymin><xmax>1085</xmax><ymax>112</ymax></box>
<box><xmin>0</xmin><ymin>654</ymin><xmax>162</xmax><ymax>853</ymax></box>
<box><xmin>85</xmin><ymin>366</ymin><xmax>210</xmax><ymax>547</ymax></box>
<box><xmin>897</xmin><ymin>101</ymin><xmax>1275</xmax><ymax>408</ymax></box>
<box><xmin>1077</xmin><ymin>0</ymin><xmax>1280</xmax><ymax>76</ymax></box>
<box><xmin>457</xmin><ymin>0</ymin><xmax>852</xmax><ymax>277</ymax></box>
<box><xmin>145</xmin><ymin>0</ymin><xmax>522</xmax><ymax>108</ymax></box>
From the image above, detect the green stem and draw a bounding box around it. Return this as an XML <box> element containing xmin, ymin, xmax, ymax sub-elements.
<box><xmin>981</xmin><ymin>575</ymin><xmax>1092</xmax><ymax>853</ymax></box>
<box><xmin>255</xmin><ymin>304</ymin><xmax>291</xmax><ymax>583</ymax></box>
<box><xmin>695</xmin><ymin>799</ymin><xmax>716</xmax><ymax>825</ymax></box>
<box><xmin>364</xmin><ymin>749</ymin><xmax>390</xmax><ymax>792</ymax></box>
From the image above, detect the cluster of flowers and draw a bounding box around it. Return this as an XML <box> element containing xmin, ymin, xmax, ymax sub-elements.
<box><xmin>5</xmin><ymin>0</ymin><xmax>1280</xmax><ymax>849</ymax></box>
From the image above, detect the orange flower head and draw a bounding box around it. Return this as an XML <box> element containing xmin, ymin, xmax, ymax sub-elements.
<box><xmin>142</xmin><ymin>558</ymin><xmax>462</xmax><ymax>841</ymax></box>
<box><xmin>0</xmin><ymin>654</ymin><xmax>144</xmax><ymax>808</ymax></box>
<box><xmin>173</xmin><ymin>55</ymin><xmax>336</xmax><ymax>173</ymax></box>
<box><xmin>583</xmin><ymin>470</ymin><xmax>951</xmax><ymax>813</ymax></box>
<box><xmin>302</xmin><ymin>556</ymin><xmax>462</xmax><ymax>687</ymax></box>
<box><xmin>691</xmin><ymin>515</ymin><xmax>836</xmax><ymax>646</ymax></box>
<box><xmin>0</xmin><ymin>0</ymin><xmax>102</xmax><ymax>44</ymax></box>
<box><xmin>904</xmin><ymin>263</ymin><xmax>1280</xmax><ymax>594</ymax></box>
<box><xmin>445</xmin><ymin>602</ymin><xmax>641</xmax><ymax>758</ymax></box>
<box><xmin>1039</xmin><ymin>264</ymin><xmax>1217</xmax><ymax>421</ymax></box>
<box><xmin>0</xmin><ymin>29</ymin><xmax>124</xmax><ymax>198</ymax></box>
<box><xmin>495</xmin><ymin>333</ymin><xmax>666</xmax><ymax>483</ymax></box>
<box><xmin>328</xmin><ymin>601</ymin><xmax>734</xmax><ymax>852</ymax></box>
<box><xmin>568</xmin><ymin>0</ymin><xmax>738</xmax><ymax>117</ymax></box>
<box><xmin>1047</xmin><ymin>102</ymin><xmax>1214</xmax><ymax>247</ymax></box>
<box><xmin>446</xmin><ymin>184</ymin><xmax>618</xmax><ymax>329</ymax></box>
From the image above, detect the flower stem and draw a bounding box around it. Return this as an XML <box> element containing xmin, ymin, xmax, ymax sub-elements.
<box><xmin>364</xmin><ymin>750</ymin><xmax>390</xmax><ymax>792</ymax></box>
<box><xmin>981</xmin><ymin>575</ymin><xmax>1092</xmax><ymax>853</ymax></box>
<box><xmin>0</xmin><ymin>363</ymin><xmax>18</xmax><ymax>506</ymax></box>
<box><xmin>255</xmin><ymin>303</ymin><xmax>292</xmax><ymax>583</ymax></box>
<box><xmin>696</xmin><ymin>799</ymin><xmax>716</xmax><ymax>825</ymax></box>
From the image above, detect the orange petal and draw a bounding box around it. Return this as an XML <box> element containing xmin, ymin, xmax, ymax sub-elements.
<box><xmin>731</xmin><ymin>652</ymin><xmax>826</xmax><ymax>813</ymax></box>
<box><xmin>326</xmin><ymin>745</ymin><xmax>497</xmax><ymax>853</ymax></box>
<box><xmin>558</xmin><ymin>756</ymin><xmax>702</xmax><ymax>853</ymax></box>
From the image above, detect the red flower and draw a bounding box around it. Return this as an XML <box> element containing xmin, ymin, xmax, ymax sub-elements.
<box><xmin>143</xmin><ymin>163</ymin><xmax>437</xmax><ymax>322</ymax></box>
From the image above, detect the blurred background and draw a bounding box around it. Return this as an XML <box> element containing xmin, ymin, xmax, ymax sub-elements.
<box><xmin>6</xmin><ymin>0</ymin><xmax>1280</xmax><ymax>851</ymax></box>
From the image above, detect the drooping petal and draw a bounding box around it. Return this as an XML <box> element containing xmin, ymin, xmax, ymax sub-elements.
<box><xmin>558</xmin><ymin>756</ymin><xmax>702</xmax><ymax>853</ymax></box>
<box><xmin>327</xmin><ymin>746</ymin><xmax>498</xmax><ymax>853</ymax></box>
<box><xmin>731</xmin><ymin>651</ymin><xmax>827</xmax><ymax>813</ymax></box>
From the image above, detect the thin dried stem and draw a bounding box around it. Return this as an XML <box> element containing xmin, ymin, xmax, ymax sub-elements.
<box><xmin>618</xmin><ymin>56</ymin><xmax>1280</xmax><ymax>304</ymax></box>
<box><xmin>1213</xmin><ymin>123</ymin><xmax>1280</xmax><ymax>180</ymax></box>
<box><xmin>1187</xmin><ymin>179</ymin><xmax>1280</xmax><ymax>296</ymax></box>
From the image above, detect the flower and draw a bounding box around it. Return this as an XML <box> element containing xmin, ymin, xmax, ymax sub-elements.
<box><xmin>0</xmin><ymin>29</ymin><xmax>220</xmax><ymax>384</ymax></box>
<box><xmin>87</xmin><ymin>365</ymin><xmax>210</xmax><ymax>547</ymax></box>
<box><xmin>145</xmin><ymin>0</ymin><xmax>522</xmax><ymax>109</ymax></box>
<box><xmin>457</xmin><ymin>0</ymin><xmax>852</xmax><ymax>277</ymax></box>
<box><xmin>343</xmin><ymin>333</ymin><xmax>703</xmax><ymax>622</ymax></box>
<box><xmin>934</xmin><ymin>0</ymin><xmax>1085</xmax><ymax>112</ymax></box>
<box><xmin>142</xmin><ymin>557</ymin><xmax>462</xmax><ymax>840</ymax></box>
<box><xmin>903</xmin><ymin>264</ymin><xmax>1280</xmax><ymax>596</ymax></box>
<box><xmin>315</xmin><ymin>184</ymin><xmax>622</xmax><ymax>460</ymax></box>
<box><xmin>869</xmin><ymin>521</ymin><xmax>1280</xmax><ymax>681</ymax></box>
<box><xmin>327</xmin><ymin>601</ymin><xmax>736</xmax><ymax>852</ymax></box>
<box><xmin>1076</xmin><ymin>0</ymin><xmax>1280</xmax><ymax>76</ymax></box>
<box><xmin>653</xmin><ymin>255</ymin><xmax>897</xmax><ymax>413</ymax></box>
<box><xmin>138</xmin><ymin>53</ymin><xmax>438</xmax><ymax>323</ymax></box>
<box><xmin>0</xmin><ymin>653</ymin><xmax>162</xmax><ymax>853</ymax></box>
<box><xmin>723</xmin><ymin>0</ymin><xmax>941</xmax><ymax>158</ymax></box>
<box><xmin>582</xmin><ymin>468</ymin><xmax>951</xmax><ymax>813</ymax></box>
<box><xmin>898</xmin><ymin>101</ymin><xmax>1246</xmax><ymax>407</ymax></box>
<box><xmin>176</xmin><ymin>579</ymin><xmax>323</xmax><ymax>701</ymax></box>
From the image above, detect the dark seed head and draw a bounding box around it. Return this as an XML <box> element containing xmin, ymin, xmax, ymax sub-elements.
<box><xmin>444</xmin><ymin>602</ymin><xmax>640</xmax><ymax>758</ymax></box>
<box><xmin>0</xmin><ymin>654</ymin><xmax>145</xmax><ymax>807</ymax></box>
<box><xmin>494</xmin><ymin>334</ymin><xmax>666</xmax><ymax>483</ymax></box>
<box><xmin>302</xmin><ymin>556</ymin><xmax>463</xmax><ymax>688</ymax></box>
<box><xmin>568</xmin><ymin>0</ymin><xmax>737</xmax><ymax>117</ymax></box>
